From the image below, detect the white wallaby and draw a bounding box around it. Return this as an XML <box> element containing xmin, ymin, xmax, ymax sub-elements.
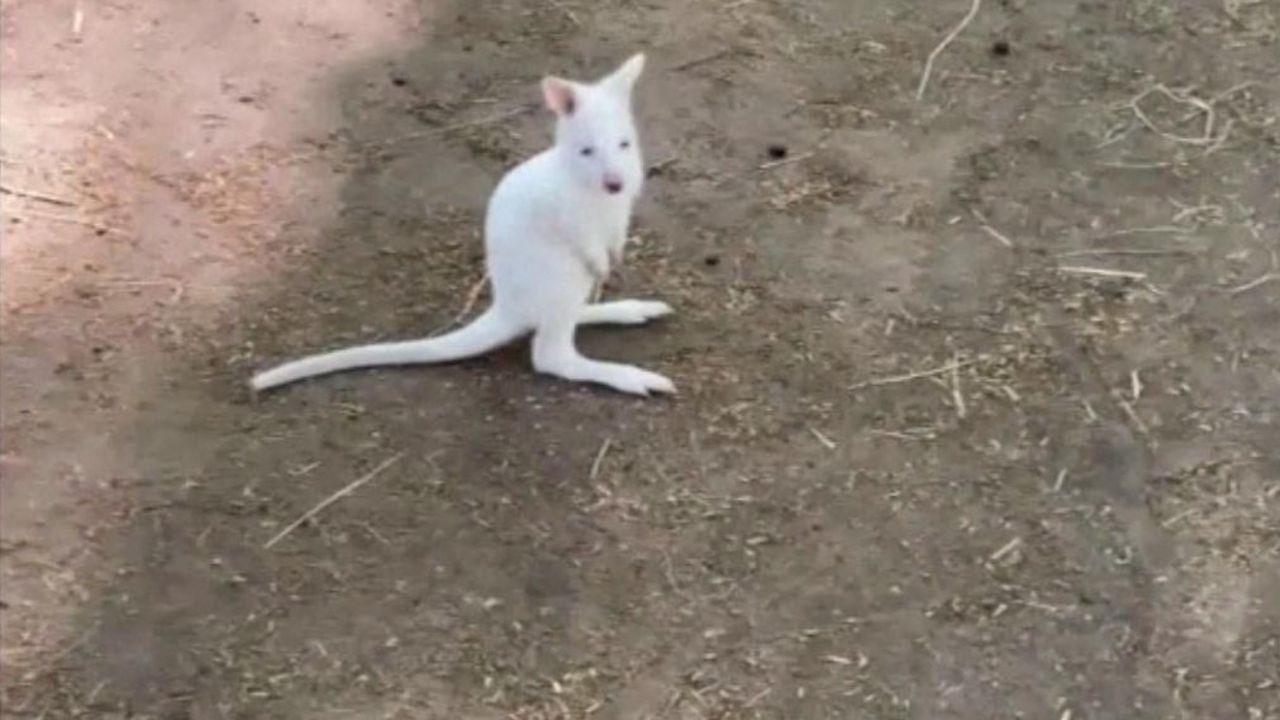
<box><xmin>250</xmin><ymin>53</ymin><xmax>676</xmax><ymax>396</ymax></box>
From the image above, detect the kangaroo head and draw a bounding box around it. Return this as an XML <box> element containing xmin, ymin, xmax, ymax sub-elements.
<box><xmin>542</xmin><ymin>53</ymin><xmax>646</xmax><ymax>198</ymax></box>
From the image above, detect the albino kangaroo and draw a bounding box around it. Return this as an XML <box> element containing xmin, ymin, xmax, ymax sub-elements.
<box><xmin>251</xmin><ymin>53</ymin><xmax>676</xmax><ymax>396</ymax></box>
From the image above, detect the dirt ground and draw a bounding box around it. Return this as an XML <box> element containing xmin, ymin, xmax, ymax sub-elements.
<box><xmin>2</xmin><ymin>0</ymin><xmax>1277</xmax><ymax>718</ymax></box>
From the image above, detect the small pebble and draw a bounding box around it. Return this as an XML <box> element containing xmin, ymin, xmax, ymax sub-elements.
<box><xmin>767</xmin><ymin>144</ymin><xmax>788</xmax><ymax>160</ymax></box>
<box><xmin>704</xmin><ymin>255</ymin><xmax>721</xmax><ymax>267</ymax></box>
<box><xmin>991</xmin><ymin>40</ymin><xmax>1010</xmax><ymax>57</ymax></box>
<box><xmin>390</xmin><ymin>75</ymin><xmax>408</xmax><ymax>87</ymax></box>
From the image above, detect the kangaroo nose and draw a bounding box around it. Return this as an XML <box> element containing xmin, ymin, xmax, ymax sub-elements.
<box><xmin>603</xmin><ymin>174</ymin><xmax>624</xmax><ymax>194</ymax></box>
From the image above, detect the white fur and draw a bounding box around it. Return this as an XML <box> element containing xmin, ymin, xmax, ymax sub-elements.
<box><xmin>250</xmin><ymin>53</ymin><xmax>675</xmax><ymax>396</ymax></box>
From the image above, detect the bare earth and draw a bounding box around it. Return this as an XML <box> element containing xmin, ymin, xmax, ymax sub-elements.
<box><xmin>2</xmin><ymin>1</ymin><xmax>1278</xmax><ymax>718</ymax></box>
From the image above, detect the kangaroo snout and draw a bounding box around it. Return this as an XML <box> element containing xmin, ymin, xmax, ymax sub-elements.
<box><xmin>603</xmin><ymin>173</ymin><xmax>624</xmax><ymax>194</ymax></box>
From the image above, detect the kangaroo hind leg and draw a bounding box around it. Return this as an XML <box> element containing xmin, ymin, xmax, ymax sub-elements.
<box><xmin>531</xmin><ymin>317</ymin><xmax>675</xmax><ymax>396</ymax></box>
<box><xmin>577</xmin><ymin>299</ymin><xmax>673</xmax><ymax>327</ymax></box>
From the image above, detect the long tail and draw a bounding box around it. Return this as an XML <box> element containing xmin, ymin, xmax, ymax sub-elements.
<box><xmin>251</xmin><ymin>307</ymin><xmax>523</xmax><ymax>391</ymax></box>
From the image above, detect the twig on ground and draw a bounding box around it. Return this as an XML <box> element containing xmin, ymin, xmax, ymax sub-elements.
<box><xmin>988</xmin><ymin>536</ymin><xmax>1022</xmax><ymax>563</ymax></box>
<box><xmin>916</xmin><ymin>0</ymin><xmax>983</xmax><ymax>101</ymax></box>
<box><xmin>743</xmin><ymin>687</ymin><xmax>773</xmax><ymax>709</ymax></box>
<box><xmin>809</xmin><ymin>427</ymin><xmax>837</xmax><ymax>450</ymax></box>
<box><xmin>1127</xmin><ymin>84</ymin><xmax>1220</xmax><ymax>146</ymax></box>
<box><xmin>589</xmin><ymin>438</ymin><xmax>612</xmax><ymax>481</ymax></box>
<box><xmin>431</xmin><ymin>273</ymin><xmax>489</xmax><ymax>336</ymax></box>
<box><xmin>1057</xmin><ymin>248</ymin><xmax>1192</xmax><ymax>259</ymax></box>
<box><xmin>870</xmin><ymin>429</ymin><xmax>934</xmax><ymax>441</ymax></box>
<box><xmin>1097</xmin><ymin>225</ymin><xmax>1190</xmax><ymax>238</ymax></box>
<box><xmin>972</xmin><ymin>209</ymin><xmax>1014</xmax><ymax>247</ymax></box>
<box><xmin>1117</xmin><ymin>398</ymin><xmax>1150</xmax><ymax>437</ymax></box>
<box><xmin>1097</xmin><ymin>81</ymin><xmax>1251</xmax><ymax>155</ymax></box>
<box><xmin>1058</xmin><ymin>265</ymin><xmax>1148</xmax><ymax>281</ymax></box>
<box><xmin>101</xmin><ymin>278</ymin><xmax>188</xmax><ymax>304</ymax></box>
<box><xmin>7</xmin><ymin>209</ymin><xmax>123</xmax><ymax>236</ymax></box>
<box><xmin>671</xmin><ymin>47</ymin><xmax>735</xmax><ymax>72</ymax></box>
<box><xmin>373</xmin><ymin>105</ymin><xmax>534</xmax><ymax>148</ymax></box>
<box><xmin>1160</xmin><ymin>507</ymin><xmax>1197</xmax><ymax>529</ymax></box>
<box><xmin>1226</xmin><ymin>249</ymin><xmax>1278</xmax><ymax>295</ymax></box>
<box><xmin>1095</xmin><ymin>122</ymin><xmax>1137</xmax><ymax>150</ymax></box>
<box><xmin>1097</xmin><ymin>160</ymin><xmax>1175</xmax><ymax>170</ymax></box>
<box><xmin>950</xmin><ymin>353</ymin><xmax>967</xmax><ymax>419</ymax></box>
<box><xmin>0</xmin><ymin>183</ymin><xmax>76</xmax><ymax>207</ymax></box>
<box><xmin>978</xmin><ymin>224</ymin><xmax>1015</xmax><ymax>248</ymax></box>
<box><xmin>1226</xmin><ymin>272</ymin><xmax>1278</xmax><ymax>295</ymax></box>
<box><xmin>264</xmin><ymin>453</ymin><xmax>404</xmax><ymax>549</ymax></box>
<box><xmin>759</xmin><ymin>152</ymin><xmax>814</xmax><ymax>171</ymax></box>
<box><xmin>850</xmin><ymin>358</ymin><xmax>977</xmax><ymax>390</ymax></box>
<box><xmin>1205</xmin><ymin>80</ymin><xmax>1255</xmax><ymax>107</ymax></box>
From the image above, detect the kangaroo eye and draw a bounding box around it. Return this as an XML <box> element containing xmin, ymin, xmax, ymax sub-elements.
<box><xmin>580</xmin><ymin>147</ymin><xmax>594</xmax><ymax>157</ymax></box>
<box><xmin>620</xmin><ymin>140</ymin><xmax>631</xmax><ymax>149</ymax></box>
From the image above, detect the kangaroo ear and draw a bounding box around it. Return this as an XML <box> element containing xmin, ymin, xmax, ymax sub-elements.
<box><xmin>603</xmin><ymin>53</ymin><xmax>646</xmax><ymax>94</ymax></box>
<box><xmin>542</xmin><ymin>76</ymin><xmax>577</xmax><ymax>116</ymax></box>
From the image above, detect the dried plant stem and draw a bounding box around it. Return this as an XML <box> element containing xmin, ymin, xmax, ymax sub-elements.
<box><xmin>264</xmin><ymin>453</ymin><xmax>404</xmax><ymax>549</ymax></box>
<box><xmin>851</xmin><ymin>358</ymin><xmax>977</xmax><ymax>390</ymax></box>
<box><xmin>916</xmin><ymin>0</ymin><xmax>982</xmax><ymax>101</ymax></box>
